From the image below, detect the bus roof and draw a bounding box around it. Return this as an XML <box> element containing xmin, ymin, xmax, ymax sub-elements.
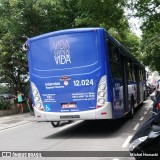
<box><xmin>27</xmin><ymin>27</ymin><xmax>145</xmax><ymax>69</ymax></box>
<box><xmin>27</xmin><ymin>28</ymin><xmax>104</xmax><ymax>42</ymax></box>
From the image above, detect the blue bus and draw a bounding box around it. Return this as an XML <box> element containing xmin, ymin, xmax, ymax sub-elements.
<box><xmin>26</xmin><ymin>28</ymin><xmax>146</xmax><ymax>124</ymax></box>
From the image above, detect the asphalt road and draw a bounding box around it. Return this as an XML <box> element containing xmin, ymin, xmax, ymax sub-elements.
<box><xmin>0</xmin><ymin>98</ymin><xmax>153</xmax><ymax>160</ymax></box>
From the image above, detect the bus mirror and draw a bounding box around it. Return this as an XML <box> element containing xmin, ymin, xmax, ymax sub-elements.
<box><xmin>21</xmin><ymin>43</ymin><xmax>29</xmax><ymax>52</ymax></box>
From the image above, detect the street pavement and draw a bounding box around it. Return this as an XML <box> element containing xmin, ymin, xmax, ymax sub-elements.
<box><xmin>0</xmin><ymin>99</ymin><xmax>154</xmax><ymax>160</ymax></box>
<box><xmin>0</xmin><ymin>112</ymin><xmax>36</xmax><ymax>131</ymax></box>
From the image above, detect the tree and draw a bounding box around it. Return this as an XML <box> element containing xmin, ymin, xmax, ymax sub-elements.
<box><xmin>75</xmin><ymin>0</ymin><xmax>141</xmax><ymax>58</ymax></box>
<box><xmin>0</xmin><ymin>0</ymin><xmax>142</xmax><ymax>93</ymax></box>
<box><xmin>0</xmin><ymin>0</ymin><xmax>29</xmax><ymax>92</ymax></box>
<box><xmin>0</xmin><ymin>0</ymin><xmax>71</xmax><ymax>92</ymax></box>
<box><xmin>132</xmin><ymin>0</ymin><xmax>160</xmax><ymax>72</ymax></box>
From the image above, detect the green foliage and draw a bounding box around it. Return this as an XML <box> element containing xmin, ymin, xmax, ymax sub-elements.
<box><xmin>0</xmin><ymin>98</ymin><xmax>10</xmax><ymax>110</ymax></box>
<box><xmin>76</xmin><ymin>0</ymin><xmax>141</xmax><ymax>60</ymax></box>
<box><xmin>0</xmin><ymin>84</ymin><xmax>10</xmax><ymax>93</ymax></box>
<box><xmin>133</xmin><ymin>0</ymin><xmax>160</xmax><ymax>72</ymax></box>
<box><xmin>0</xmin><ymin>0</ymin><xmax>143</xmax><ymax>91</ymax></box>
<box><xmin>76</xmin><ymin>0</ymin><xmax>126</xmax><ymax>28</ymax></box>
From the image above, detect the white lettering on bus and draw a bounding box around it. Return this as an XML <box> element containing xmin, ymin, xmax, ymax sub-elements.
<box><xmin>53</xmin><ymin>40</ymin><xmax>71</xmax><ymax>65</ymax></box>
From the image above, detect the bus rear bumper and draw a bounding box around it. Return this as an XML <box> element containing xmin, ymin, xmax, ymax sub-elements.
<box><xmin>34</xmin><ymin>102</ymin><xmax>112</xmax><ymax>122</ymax></box>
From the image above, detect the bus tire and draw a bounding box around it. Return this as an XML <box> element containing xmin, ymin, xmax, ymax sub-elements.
<box><xmin>128</xmin><ymin>97</ymin><xmax>134</xmax><ymax>119</ymax></box>
<box><xmin>51</xmin><ymin>121</ymin><xmax>60</xmax><ymax>127</ymax></box>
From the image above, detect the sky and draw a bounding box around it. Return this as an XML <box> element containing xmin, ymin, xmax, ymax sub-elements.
<box><xmin>128</xmin><ymin>17</ymin><xmax>142</xmax><ymax>38</ymax></box>
<box><xmin>124</xmin><ymin>0</ymin><xmax>143</xmax><ymax>38</ymax></box>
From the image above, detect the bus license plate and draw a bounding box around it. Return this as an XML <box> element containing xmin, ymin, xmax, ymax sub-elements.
<box><xmin>62</xmin><ymin>103</ymin><xmax>76</xmax><ymax>109</ymax></box>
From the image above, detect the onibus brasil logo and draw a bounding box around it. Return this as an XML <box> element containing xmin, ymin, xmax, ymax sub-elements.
<box><xmin>53</xmin><ymin>40</ymin><xmax>71</xmax><ymax>65</ymax></box>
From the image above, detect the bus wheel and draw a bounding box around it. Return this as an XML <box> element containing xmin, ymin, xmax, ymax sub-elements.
<box><xmin>51</xmin><ymin>121</ymin><xmax>60</xmax><ymax>127</ymax></box>
<box><xmin>128</xmin><ymin>97</ymin><xmax>134</xmax><ymax>119</ymax></box>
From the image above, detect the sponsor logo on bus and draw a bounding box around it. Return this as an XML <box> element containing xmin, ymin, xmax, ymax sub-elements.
<box><xmin>53</xmin><ymin>40</ymin><xmax>71</xmax><ymax>65</ymax></box>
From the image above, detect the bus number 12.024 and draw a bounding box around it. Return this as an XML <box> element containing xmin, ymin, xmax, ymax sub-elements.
<box><xmin>73</xmin><ymin>79</ymin><xmax>94</xmax><ymax>86</ymax></box>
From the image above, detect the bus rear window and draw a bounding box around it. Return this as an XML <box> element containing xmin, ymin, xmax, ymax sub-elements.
<box><xmin>31</xmin><ymin>32</ymin><xmax>99</xmax><ymax>71</ymax></box>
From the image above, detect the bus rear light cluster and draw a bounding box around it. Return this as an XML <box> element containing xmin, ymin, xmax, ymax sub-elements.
<box><xmin>99</xmin><ymin>84</ymin><xmax>106</xmax><ymax>90</ymax></box>
<box><xmin>96</xmin><ymin>75</ymin><xmax>107</xmax><ymax>108</ymax></box>
<box><xmin>98</xmin><ymin>98</ymin><xmax>105</xmax><ymax>104</ymax></box>
<box><xmin>36</xmin><ymin>102</ymin><xmax>42</xmax><ymax>108</ymax></box>
<box><xmin>98</xmin><ymin>91</ymin><xmax>105</xmax><ymax>97</ymax></box>
<box><xmin>34</xmin><ymin>96</ymin><xmax>40</xmax><ymax>101</ymax></box>
<box><xmin>33</xmin><ymin>89</ymin><xmax>38</xmax><ymax>95</ymax></box>
<box><xmin>31</xmin><ymin>82</ymin><xmax>44</xmax><ymax>111</ymax></box>
<box><xmin>96</xmin><ymin>105</ymin><xmax>102</xmax><ymax>108</ymax></box>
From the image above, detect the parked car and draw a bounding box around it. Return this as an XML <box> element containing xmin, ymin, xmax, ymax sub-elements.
<box><xmin>0</xmin><ymin>94</ymin><xmax>15</xmax><ymax>99</ymax></box>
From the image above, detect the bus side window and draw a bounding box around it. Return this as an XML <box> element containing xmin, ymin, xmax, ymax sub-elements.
<box><xmin>127</xmin><ymin>60</ymin><xmax>133</xmax><ymax>81</ymax></box>
<box><xmin>139</xmin><ymin>69</ymin><xmax>142</xmax><ymax>81</ymax></box>
<box><xmin>134</xmin><ymin>64</ymin><xmax>138</xmax><ymax>82</ymax></box>
<box><xmin>143</xmin><ymin>70</ymin><xmax>146</xmax><ymax>81</ymax></box>
<box><xmin>140</xmin><ymin>69</ymin><xmax>143</xmax><ymax>81</ymax></box>
<box><xmin>132</xmin><ymin>63</ymin><xmax>136</xmax><ymax>82</ymax></box>
<box><xmin>138</xmin><ymin>68</ymin><xmax>143</xmax><ymax>82</ymax></box>
<box><xmin>108</xmin><ymin>41</ymin><xmax>121</xmax><ymax>79</ymax></box>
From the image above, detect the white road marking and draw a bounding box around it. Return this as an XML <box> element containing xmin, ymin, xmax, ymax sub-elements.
<box><xmin>59</xmin><ymin>120</ymin><xmax>83</xmax><ymax>131</ymax></box>
<box><xmin>144</xmin><ymin>111</ymin><xmax>147</xmax><ymax>115</ymax></box>
<box><xmin>0</xmin><ymin>121</ymin><xmax>35</xmax><ymax>133</ymax></box>
<box><xmin>122</xmin><ymin>135</ymin><xmax>132</xmax><ymax>148</ymax></box>
<box><xmin>140</xmin><ymin>117</ymin><xmax>144</xmax><ymax>121</ymax></box>
<box><xmin>149</xmin><ymin>102</ymin><xmax>153</xmax><ymax>109</ymax></box>
<box><xmin>133</xmin><ymin>123</ymin><xmax>140</xmax><ymax>130</ymax></box>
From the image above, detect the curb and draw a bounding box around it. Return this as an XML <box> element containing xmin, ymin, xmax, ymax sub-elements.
<box><xmin>0</xmin><ymin>108</ymin><xmax>19</xmax><ymax>117</ymax></box>
<box><xmin>0</xmin><ymin>104</ymin><xmax>30</xmax><ymax>117</ymax></box>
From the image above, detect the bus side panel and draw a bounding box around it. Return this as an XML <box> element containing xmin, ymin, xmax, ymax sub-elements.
<box><xmin>105</xmin><ymin>37</ymin><xmax>126</xmax><ymax>119</ymax></box>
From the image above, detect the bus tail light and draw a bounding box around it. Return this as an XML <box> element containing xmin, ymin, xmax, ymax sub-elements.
<box><xmin>101</xmin><ymin>112</ymin><xmax>107</xmax><ymax>115</ymax></box>
<box><xmin>31</xmin><ymin>82</ymin><xmax>44</xmax><ymax>111</ymax></box>
<box><xmin>96</xmin><ymin>105</ymin><xmax>102</xmax><ymax>109</ymax></box>
<box><xmin>98</xmin><ymin>98</ymin><xmax>105</xmax><ymax>104</ymax></box>
<box><xmin>98</xmin><ymin>91</ymin><xmax>105</xmax><ymax>97</ymax></box>
<box><xmin>96</xmin><ymin>75</ymin><xmax>107</xmax><ymax>108</ymax></box>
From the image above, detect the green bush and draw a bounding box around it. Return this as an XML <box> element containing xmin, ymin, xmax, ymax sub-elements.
<box><xmin>0</xmin><ymin>98</ymin><xmax>10</xmax><ymax>110</ymax></box>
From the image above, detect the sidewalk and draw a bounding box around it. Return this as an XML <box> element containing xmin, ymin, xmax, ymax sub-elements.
<box><xmin>0</xmin><ymin>112</ymin><xmax>36</xmax><ymax>131</ymax></box>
